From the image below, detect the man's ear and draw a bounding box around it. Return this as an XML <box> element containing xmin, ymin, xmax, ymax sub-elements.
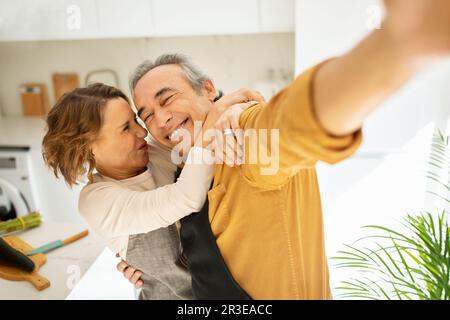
<box><xmin>203</xmin><ymin>80</ymin><xmax>217</xmax><ymax>102</ymax></box>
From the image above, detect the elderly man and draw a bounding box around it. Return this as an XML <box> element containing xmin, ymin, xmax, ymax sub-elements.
<box><xmin>118</xmin><ymin>0</ymin><xmax>450</xmax><ymax>299</ymax></box>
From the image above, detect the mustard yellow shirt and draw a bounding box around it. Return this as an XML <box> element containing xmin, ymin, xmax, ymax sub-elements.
<box><xmin>208</xmin><ymin>63</ymin><xmax>363</xmax><ymax>299</ymax></box>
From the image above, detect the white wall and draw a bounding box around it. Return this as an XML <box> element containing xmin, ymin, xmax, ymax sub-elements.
<box><xmin>296</xmin><ymin>0</ymin><xmax>381</xmax><ymax>73</ymax></box>
<box><xmin>0</xmin><ymin>33</ymin><xmax>294</xmax><ymax>116</ymax></box>
<box><xmin>295</xmin><ymin>0</ymin><xmax>450</xmax><ymax>296</ymax></box>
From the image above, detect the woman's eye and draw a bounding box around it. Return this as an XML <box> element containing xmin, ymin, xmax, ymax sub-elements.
<box><xmin>144</xmin><ymin>113</ymin><xmax>153</xmax><ymax>122</ymax></box>
<box><xmin>123</xmin><ymin>125</ymin><xmax>129</xmax><ymax>132</ymax></box>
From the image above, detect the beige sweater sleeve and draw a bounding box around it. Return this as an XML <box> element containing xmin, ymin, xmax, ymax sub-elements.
<box><xmin>78</xmin><ymin>147</ymin><xmax>214</xmax><ymax>238</ymax></box>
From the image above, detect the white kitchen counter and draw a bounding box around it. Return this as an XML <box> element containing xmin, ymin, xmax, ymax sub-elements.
<box><xmin>66</xmin><ymin>247</ymin><xmax>137</xmax><ymax>300</ymax></box>
<box><xmin>0</xmin><ymin>221</ymin><xmax>106</xmax><ymax>300</ymax></box>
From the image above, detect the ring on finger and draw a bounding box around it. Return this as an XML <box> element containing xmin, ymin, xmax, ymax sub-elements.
<box><xmin>223</xmin><ymin>128</ymin><xmax>234</xmax><ymax>136</ymax></box>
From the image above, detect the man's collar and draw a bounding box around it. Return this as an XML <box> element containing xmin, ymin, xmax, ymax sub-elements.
<box><xmin>214</xmin><ymin>90</ymin><xmax>223</xmax><ymax>102</ymax></box>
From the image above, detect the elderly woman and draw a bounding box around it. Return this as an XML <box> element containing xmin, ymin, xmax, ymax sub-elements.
<box><xmin>42</xmin><ymin>82</ymin><xmax>260</xmax><ymax>299</ymax></box>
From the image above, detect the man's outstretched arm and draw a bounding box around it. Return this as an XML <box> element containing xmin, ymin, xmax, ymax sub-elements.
<box><xmin>238</xmin><ymin>0</ymin><xmax>450</xmax><ymax>187</ymax></box>
<box><xmin>314</xmin><ymin>0</ymin><xmax>450</xmax><ymax>136</ymax></box>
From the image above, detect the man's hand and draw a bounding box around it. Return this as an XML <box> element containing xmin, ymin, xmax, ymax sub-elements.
<box><xmin>384</xmin><ymin>0</ymin><xmax>450</xmax><ymax>58</ymax></box>
<box><xmin>313</xmin><ymin>0</ymin><xmax>450</xmax><ymax>137</ymax></box>
<box><xmin>116</xmin><ymin>255</ymin><xmax>143</xmax><ymax>289</ymax></box>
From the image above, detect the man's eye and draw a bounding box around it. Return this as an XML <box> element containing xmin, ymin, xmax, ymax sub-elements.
<box><xmin>123</xmin><ymin>125</ymin><xmax>129</xmax><ymax>131</ymax></box>
<box><xmin>162</xmin><ymin>94</ymin><xmax>175</xmax><ymax>106</ymax></box>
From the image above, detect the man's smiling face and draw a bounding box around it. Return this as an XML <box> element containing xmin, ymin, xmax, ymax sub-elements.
<box><xmin>133</xmin><ymin>64</ymin><xmax>216</xmax><ymax>149</ymax></box>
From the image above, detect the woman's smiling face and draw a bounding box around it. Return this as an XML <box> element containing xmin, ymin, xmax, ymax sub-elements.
<box><xmin>91</xmin><ymin>97</ymin><xmax>149</xmax><ymax>179</ymax></box>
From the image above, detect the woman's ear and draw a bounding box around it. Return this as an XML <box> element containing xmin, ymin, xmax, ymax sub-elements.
<box><xmin>203</xmin><ymin>80</ymin><xmax>217</xmax><ymax>102</ymax></box>
<box><xmin>89</xmin><ymin>144</ymin><xmax>98</xmax><ymax>160</ymax></box>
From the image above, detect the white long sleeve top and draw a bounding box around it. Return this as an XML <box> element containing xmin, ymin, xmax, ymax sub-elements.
<box><xmin>78</xmin><ymin>146</ymin><xmax>214</xmax><ymax>258</ymax></box>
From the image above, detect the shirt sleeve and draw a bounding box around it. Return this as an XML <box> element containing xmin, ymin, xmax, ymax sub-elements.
<box><xmin>239</xmin><ymin>61</ymin><xmax>363</xmax><ymax>188</ymax></box>
<box><xmin>79</xmin><ymin>147</ymin><xmax>214</xmax><ymax>238</ymax></box>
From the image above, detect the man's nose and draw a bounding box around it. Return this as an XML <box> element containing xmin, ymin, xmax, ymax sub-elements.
<box><xmin>154</xmin><ymin>109</ymin><xmax>172</xmax><ymax>128</ymax></box>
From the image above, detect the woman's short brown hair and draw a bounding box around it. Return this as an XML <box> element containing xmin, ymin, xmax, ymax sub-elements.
<box><xmin>42</xmin><ymin>83</ymin><xmax>130</xmax><ymax>187</ymax></box>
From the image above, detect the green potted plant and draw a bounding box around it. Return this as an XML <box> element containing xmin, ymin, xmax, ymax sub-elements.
<box><xmin>332</xmin><ymin>131</ymin><xmax>450</xmax><ymax>300</ymax></box>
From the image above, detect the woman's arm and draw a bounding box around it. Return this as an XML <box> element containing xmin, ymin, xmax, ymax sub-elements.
<box><xmin>79</xmin><ymin>146</ymin><xmax>213</xmax><ymax>238</ymax></box>
<box><xmin>80</xmin><ymin>97</ymin><xmax>256</xmax><ymax>238</ymax></box>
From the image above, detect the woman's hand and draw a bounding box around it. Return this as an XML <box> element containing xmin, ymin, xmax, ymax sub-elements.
<box><xmin>216</xmin><ymin>88</ymin><xmax>265</xmax><ymax>110</ymax></box>
<box><xmin>212</xmin><ymin>101</ymin><xmax>258</xmax><ymax>167</ymax></box>
<box><xmin>197</xmin><ymin>88</ymin><xmax>265</xmax><ymax>167</ymax></box>
<box><xmin>116</xmin><ymin>255</ymin><xmax>144</xmax><ymax>289</ymax></box>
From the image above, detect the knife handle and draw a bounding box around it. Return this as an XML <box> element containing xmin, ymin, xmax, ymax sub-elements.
<box><xmin>63</xmin><ymin>230</ymin><xmax>89</xmax><ymax>245</ymax></box>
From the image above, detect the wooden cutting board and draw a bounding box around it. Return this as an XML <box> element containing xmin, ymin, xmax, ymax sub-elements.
<box><xmin>52</xmin><ymin>73</ymin><xmax>80</xmax><ymax>101</ymax></box>
<box><xmin>0</xmin><ymin>236</ymin><xmax>50</xmax><ymax>291</ymax></box>
<box><xmin>20</xmin><ymin>83</ymin><xmax>50</xmax><ymax>117</ymax></box>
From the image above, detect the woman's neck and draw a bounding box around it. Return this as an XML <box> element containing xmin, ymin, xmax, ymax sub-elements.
<box><xmin>96</xmin><ymin>166</ymin><xmax>147</xmax><ymax>181</ymax></box>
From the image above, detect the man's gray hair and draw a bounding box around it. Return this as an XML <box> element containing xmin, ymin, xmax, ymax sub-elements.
<box><xmin>129</xmin><ymin>53</ymin><xmax>210</xmax><ymax>95</ymax></box>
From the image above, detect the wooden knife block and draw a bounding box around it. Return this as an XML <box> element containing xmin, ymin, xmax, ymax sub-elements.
<box><xmin>20</xmin><ymin>83</ymin><xmax>49</xmax><ymax>117</ymax></box>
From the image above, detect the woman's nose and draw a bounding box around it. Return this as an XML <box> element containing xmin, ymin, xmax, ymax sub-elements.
<box><xmin>134</xmin><ymin>123</ymin><xmax>147</xmax><ymax>139</ymax></box>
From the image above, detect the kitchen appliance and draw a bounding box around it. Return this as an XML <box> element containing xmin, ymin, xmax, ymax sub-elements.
<box><xmin>0</xmin><ymin>146</ymin><xmax>38</xmax><ymax>221</ymax></box>
<box><xmin>20</xmin><ymin>83</ymin><xmax>49</xmax><ymax>117</ymax></box>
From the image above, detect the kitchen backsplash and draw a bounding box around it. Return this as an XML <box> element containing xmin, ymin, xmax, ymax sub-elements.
<box><xmin>0</xmin><ymin>33</ymin><xmax>294</xmax><ymax>117</ymax></box>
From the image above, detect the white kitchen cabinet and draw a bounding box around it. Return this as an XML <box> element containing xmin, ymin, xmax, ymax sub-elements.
<box><xmin>0</xmin><ymin>0</ymin><xmax>295</xmax><ymax>41</ymax></box>
<box><xmin>0</xmin><ymin>0</ymin><xmax>153</xmax><ymax>41</ymax></box>
<box><xmin>259</xmin><ymin>0</ymin><xmax>295</xmax><ymax>32</ymax></box>
<box><xmin>152</xmin><ymin>0</ymin><xmax>259</xmax><ymax>36</ymax></box>
<box><xmin>96</xmin><ymin>0</ymin><xmax>153</xmax><ymax>38</ymax></box>
<box><xmin>0</xmin><ymin>0</ymin><xmax>98</xmax><ymax>41</ymax></box>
